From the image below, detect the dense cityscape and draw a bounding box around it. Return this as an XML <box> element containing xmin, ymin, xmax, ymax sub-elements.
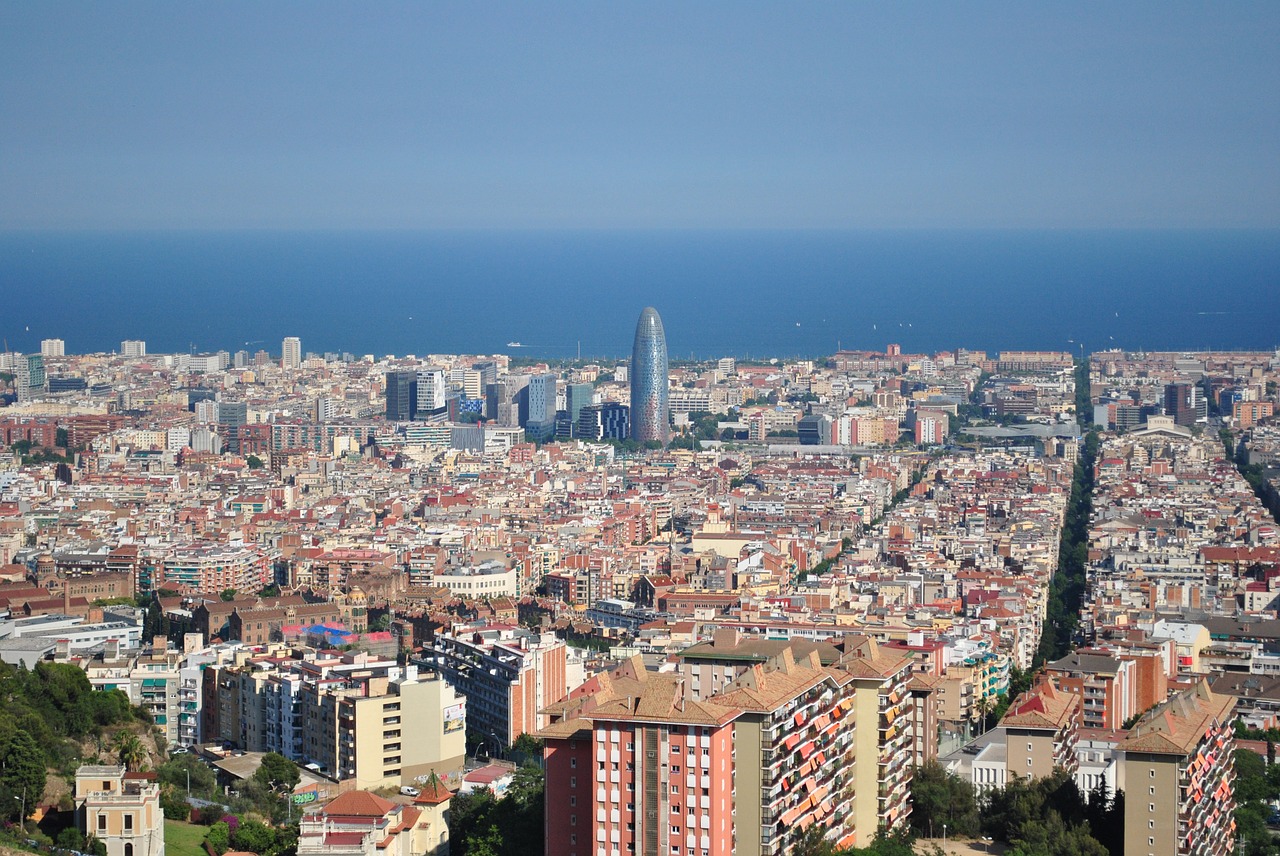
<box><xmin>0</xmin><ymin>306</ymin><xmax>1278</xmax><ymax>856</ymax></box>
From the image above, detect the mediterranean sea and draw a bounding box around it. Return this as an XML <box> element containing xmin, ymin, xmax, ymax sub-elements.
<box><xmin>0</xmin><ymin>230</ymin><xmax>1276</xmax><ymax>361</ymax></box>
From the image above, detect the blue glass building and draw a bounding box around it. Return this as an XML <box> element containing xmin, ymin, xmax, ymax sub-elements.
<box><xmin>629</xmin><ymin>306</ymin><xmax>669</xmax><ymax>444</ymax></box>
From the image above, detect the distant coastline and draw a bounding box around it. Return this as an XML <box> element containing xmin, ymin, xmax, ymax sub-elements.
<box><xmin>1</xmin><ymin>229</ymin><xmax>1276</xmax><ymax>360</ymax></box>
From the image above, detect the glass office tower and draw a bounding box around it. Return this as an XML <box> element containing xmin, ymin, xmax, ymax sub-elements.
<box><xmin>629</xmin><ymin>306</ymin><xmax>669</xmax><ymax>444</ymax></box>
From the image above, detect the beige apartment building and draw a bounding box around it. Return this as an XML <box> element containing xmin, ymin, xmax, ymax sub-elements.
<box><xmin>1002</xmin><ymin>680</ymin><xmax>1081</xmax><ymax>781</ymax></box>
<box><xmin>75</xmin><ymin>765</ymin><xmax>164</xmax><ymax>856</ymax></box>
<box><xmin>303</xmin><ymin>666</ymin><xmax>467</xmax><ymax>789</ymax></box>
<box><xmin>675</xmin><ymin>631</ymin><xmax>913</xmax><ymax>853</ymax></box>
<box><xmin>1121</xmin><ymin>680</ymin><xmax>1235</xmax><ymax>856</ymax></box>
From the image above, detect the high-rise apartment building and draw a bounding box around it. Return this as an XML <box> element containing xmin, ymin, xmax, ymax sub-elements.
<box><xmin>415</xmin><ymin>369</ymin><xmax>448</xmax><ymax>421</ymax></box>
<box><xmin>282</xmin><ymin>336</ymin><xmax>302</xmax><ymax>369</ymax></box>
<box><xmin>121</xmin><ymin>340</ymin><xmax>146</xmax><ymax>358</ymax></box>
<box><xmin>578</xmin><ymin>402</ymin><xmax>629</xmax><ymax>441</ymax></box>
<box><xmin>487</xmin><ymin>374</ymin><xmax>530</xmax><ymax>427</ymax></box>
<box><xmin>630</xmin><ymin>306</ymin><xmax>669</xmax><ymax>444</ymax></box>
<box><xmin>541</xmin><ymin>657</ymin><xmax>741</xmax><ymax>856</ymax></box>
<box><xmin>314</xmin><ymin>396</ymin><xmax>337</xmax><ymax>422</ymax></box>
<box><xmin>1121</xmin><ymin>680</ymin><xmax>1235</xmax><ymax>856</ymax></box>
<box><xmin>429</xmin><ymin>625</ymin><xmax>580</xmax><ymax>750</ymax></box>
<box><xmin>41</xmin><ymin>338</ymin><xmax>65</xmax><ymax>357</ymax></box>
<box><xmin>385</xmin><ymin>371</ymin><xmax>416</xmax><ymax>421</ymax></box>
<box><xmin>524</xmin><ymin>373</ymin><xmax>557</xmax><ymax>441</ymax></box>
<box><xmin>217</xmin><ymin>401</ymin><xmax>249</xmax><ymax>453</ymax></box>
<box><xmin>676</xmin><ymin>632</ymin><xmax>913</xmax><ymax>852</ymax></box>
<box><xmin>1163</xmin><ymin>382</ymin><xmax>1206</xmax><ymax>427</ymax></box>
<box><xmin>14</xmin><ymin>354</ymin><xmax>46</xmax><ymax>403</ymax></box>
<box><xmin>564</xmin><ymin>383</ymin><xmax>595</xmax><ymax>438</ymax></box>
<box><xmin>202</xmin><ymin>652</ymin><xmax>467</xmax><ymax>790</ymax></box>
<box><xmin>542</xmin><ymin>633</ymin><xmax>914</xmax><ymax>856</ymax></box>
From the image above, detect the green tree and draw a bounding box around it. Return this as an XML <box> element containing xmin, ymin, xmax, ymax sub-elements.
<box><xmin>908</xmin><ymin>760</ymin><xmax>980</xmax><ymax>838</ymax></box>
<box><xmin>254</xmin><ymin>752</ymin><xmax>300</xmax><ymax>791</ymax></box>
<box><xmin>57</xmin><ymin>827</ymin><xmax>87</xmax><ymax>850</ymax></box>
<box><xmin>220</xmin><ymin>588</ymin><xmax>238</xmax><ymax>601</ymax></box>
<box><xmin>463</xmin><ymin>826</ymin><xmax>504</xmax><ymax>856</ymax></box>
<box><xmin>205</xmin><ymin>821</ymin><xmax>231</xmax><ymax>855</ymax></box>
<box><xmin>231</xmin><ymin>819</ymin><xmax>277</xmax><ymax>854</ymax></box>
<box><xmin>448</xmin><ymin>789</ymin><xmax>498</xmax><ymax>856</ymax></box>
<box><xmin>510</xmin><ymin>733</ymin><xmax>543</xmax><ymax>757</ymax></box>
<box><xmin>0</xmin><ymin>727</ymin><xmax>47</xmax><ymax>822</ymax></box>
<box><xmin>246</xmin><ymin>455</ymin><xmax>265</xmax><ymax>469</ymax></box>
<box><xmin>159</xmin><ymin>754</ymin><xmax>217</xmax><ymax>797</ymax></box>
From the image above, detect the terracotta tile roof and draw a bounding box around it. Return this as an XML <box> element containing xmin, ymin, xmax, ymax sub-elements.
<box><xmin>1000</xmin><ymin>682</ymin><xmax>1080</xmax><ymax>731</ymax></box>
<box><xmin>538</xmin><ymin>655</ymin><xmax>739</xmax><ymax>731</ymax></box>
<box><xmin>709</xmin><ymin>648</ymin><xmax>839</xmax><ymax>712</ymax></box>
<box><xmin>1121</xmin><ymin>679</ymin><xmax>1234</xmax><ymax>756</ymax></box>
<box><xmin>322</xmin><ymin>789</ymin><xmax>396</xmax><ymax>818</ymax></box>
<box><xmin>412</xmin><ymin>772</ymin><xmax>453</xmax><ymax>806</ymax></box>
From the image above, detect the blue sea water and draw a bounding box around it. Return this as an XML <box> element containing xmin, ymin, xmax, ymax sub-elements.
<box><xmin>0</xmin><ymin>230</ymin><xmax>1276</xmax><ymax>361</ymax></box>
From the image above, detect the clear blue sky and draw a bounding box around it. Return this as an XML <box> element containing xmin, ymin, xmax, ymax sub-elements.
<box><xmin>2</xmin><ymin>2</ymin><xmax>1277</xmax><ymax>230</ymax></box>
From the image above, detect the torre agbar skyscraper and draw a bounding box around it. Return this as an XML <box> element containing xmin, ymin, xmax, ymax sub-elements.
<box><xmin>630</xmin><ymin>306</ymin><xmax>670</xmax><ymax>444</ymax></box>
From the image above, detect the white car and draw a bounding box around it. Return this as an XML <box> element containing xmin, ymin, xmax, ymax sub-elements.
<box><xmin>399</xmin><ymin>786</ymin><xmax>420</xmax><ymax>797</ymax></box>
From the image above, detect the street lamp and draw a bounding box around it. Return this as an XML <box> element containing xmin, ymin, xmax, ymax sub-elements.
<box><xmin>13</xmin><ymin>793</ymin><xmax>24</xmax><ymax>828</ymax></box>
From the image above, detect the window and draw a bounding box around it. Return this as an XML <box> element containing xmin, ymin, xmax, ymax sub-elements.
<box><xmin>1148</xmin><ymin>821</ymin><xmax>1154</xmax><ymax>829</ymax></box>
<box><xmin>570</xmin><ymin>777</ymin><xmax>576</xmax><ymax>788</ymax></box>
<box><xmin>124</xmin><ymin>815</ymin><xmax>133</xmax><ymax>831</ymax></box>
<box><xmin>124</xmin><ymin>846</ymin><xmax>133</xmax><ymax>856</ymax></box>
<box><xmin>98</xmin><ymin>815</ymin><xmax>106</xmax><ymax>832</ymax></box>
<box><xmin>570</xmin><ymin>757</ymin><xmax>577</xmax><ymax>768</ymax></box>
<box><xmin>570</xmin><ymin>796</ymin><xmax>576</xmax><ymax>806</ymax></box>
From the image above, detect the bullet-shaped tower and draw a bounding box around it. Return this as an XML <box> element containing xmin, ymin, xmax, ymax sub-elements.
<box><xmin>629</xmin><ymin>306</ymin><xmax>669</xmax><ymax>444</ymax></box>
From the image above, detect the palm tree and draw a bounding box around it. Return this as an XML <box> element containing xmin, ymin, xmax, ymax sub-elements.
<box><xmin>974</xmin><ymin>696</ymin><xmax>991</xmax><ymax>736</ymax></box>
<box><xmin>115</xmin><ymin>733</ymin><xmax>147</xmax><ymax>772</ymax></box>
